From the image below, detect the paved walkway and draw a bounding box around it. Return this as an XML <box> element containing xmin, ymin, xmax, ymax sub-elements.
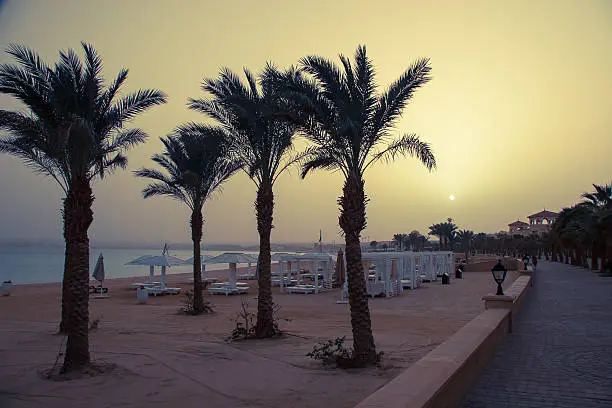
<box><xmin>461</xmin><ymin>261</ymin><xmax>612</xmax><ymax>408</ymax></box>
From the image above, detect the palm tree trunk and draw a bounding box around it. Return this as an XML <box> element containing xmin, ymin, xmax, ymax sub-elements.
<box><xmin>191</xmin><ymin>210</ymin><xmax>204</xmax><ymax>314</ymax></box>
<box><xmin>62</xmin><ymin>179</ymin><xmax>93</xmax><ymax>372</ymax></box>
<box><xmin>339</xmin><ymin>175</ymin><xmax>377</xmax><ymax>365</ymax></box>
<box><xmin>59</xmin><ymin>203</ymin><xmax>71</xmax><ymax>333</ymax></box>
<box><xmin>255</xmin><ymin>182</ymin><xmax>275</xmax><ymax>338</ymax></box>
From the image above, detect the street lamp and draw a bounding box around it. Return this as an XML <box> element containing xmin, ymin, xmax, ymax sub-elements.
<box><xmin>491</xmin><ymin>260</ymin><xmax>507</xmax><ymax>296</ymax></box>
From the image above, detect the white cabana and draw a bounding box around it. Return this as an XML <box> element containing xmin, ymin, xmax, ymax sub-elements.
<box><xmin>277</xmin><ymin>253</ymin><xmax>333</xmax><ymax>294</ymax></box>
<box><xmin>271</xmin><ymin>253</ymin><xmax>298</xmax><ymax>284</ymax></box>
<box><xmin>361</xmin><ymin>252</ymin><xmax>404</xmax><ymax>298</ymax></box>
<box><xmin>400</xmin><ymin>251</ymin><xmax>455</xmax><ymax>288</ymax></box>
<box><xmin>203</xmin><ymin>252</ymin><xmax>256</xmax><ymax>295</ymax></box>
<box><xmin>126</xmin><ymin>254</ymin><xmax>188</xmax><ymax>294</ymax></box>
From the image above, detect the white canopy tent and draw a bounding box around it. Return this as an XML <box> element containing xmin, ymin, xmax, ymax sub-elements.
<box><xmin>203</xmin><ymin>252</ymin><xmax>257</xmax><ymax>295</ymax></box>
<box><xmin>277</xmin><ymin>253</ymin><xmax>333</xmax><ymax>294</ymax></box>
<box><xmin>126</xmin><ymin>254</ymin><xmax>189</xmax><ymax>293</ymax></box>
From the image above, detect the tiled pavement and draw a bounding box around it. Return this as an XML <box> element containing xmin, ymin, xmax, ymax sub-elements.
<box><xmin>460</xmin><ymin>261</ymin><xmax>612</xmax><ymax>408</ymax></box>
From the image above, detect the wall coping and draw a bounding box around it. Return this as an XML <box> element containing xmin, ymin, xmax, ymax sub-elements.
<box><xmin>354</xmin><ymin>271</ymin><xmax>531</xmax><ymax>408</ymax></box>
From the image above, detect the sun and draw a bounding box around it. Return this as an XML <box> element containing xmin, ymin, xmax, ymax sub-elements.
<box><xmin>449</xmin><ymin>194</ymin><xmax>456</xmax><ymax>201</ymax></box>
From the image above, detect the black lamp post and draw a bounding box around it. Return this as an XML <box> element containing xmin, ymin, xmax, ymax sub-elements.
<box><xmin>491</xmin><ymin>260</ymin><xmax>507</xmax><ymax>296</ymax></box>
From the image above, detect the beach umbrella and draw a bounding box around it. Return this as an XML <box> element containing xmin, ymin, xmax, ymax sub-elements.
<box><xmin>202</xmin><ymin>252</ymin><xmax>258</xmax><ymax>286</ymax></box>
<box><xmin>335</xmin><ymin>248</ymin><xmax>345</xmax><ymax>287</ymax></box>
<box><xmin>186</xmin><ymin>254</ymin><xmax>214</xmax><ymax>279</ymax></box>
<box><xmin>93</xmin><ymin>253</ymin><xmax>105</xmax><ymax>284</ymax></box>
<box><xmin>126</xmin><ymin>254</ymin><xmax>190</xmax><ymax>288</ymax></box>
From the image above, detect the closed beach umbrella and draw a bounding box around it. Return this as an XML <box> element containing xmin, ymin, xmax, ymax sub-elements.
<box><xmin>335</xmin><ymin>248</ymin><xmax>345</xmax><ymax>287</ymax></box>
<box><xmin>93</xmin><ymin>253</ymin><xmax>105</xmax><ymax>284</ymax></box>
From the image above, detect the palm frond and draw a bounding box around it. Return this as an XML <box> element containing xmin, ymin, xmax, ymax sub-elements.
<box><xmin>109</xmin><ymin>89</ymin><xmax>167</xmax><ymax>125</ymax></box>
<box><xmin>0</xmin><ymin>138</ymin><xmax>68</xmax><ymax>192</ymax></box>
<box><xmin>370</xmin><ymin>58</ymin><xmax>431</xmax><ymax>139</ymax></box>
<box><xmin>106</xmin><ymin>128</ymin><xmax>147</xmax><ymax>152</ymax></box>
<box><xmin>299</xmin><ymin>146</ymin><xmax>340</xmax><ymax>179</ymax></box>
<box><xmin>363</xmin><ymin>133</ymin><xmax>436</xmax><ymax>172</ymax></box>
<box><xmin>141</xmin><ymin>182</ymin><xmax>190</xmax><ymax>204</ymax></box>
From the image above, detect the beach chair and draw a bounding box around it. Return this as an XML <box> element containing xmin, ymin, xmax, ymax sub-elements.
<box><xmin>130</xmin><ymin>281</ymin><xmax>161</xmax><ymax>290</ymax></box>
<box><xmin>208</xmin><ymin>285</ymin><xmax>241</xmax><ymax>296</ymax></box>
<box><xmin>146</xmin><ymin>286</ymin><xmax>181</xmax><ymax>296</ymax></box>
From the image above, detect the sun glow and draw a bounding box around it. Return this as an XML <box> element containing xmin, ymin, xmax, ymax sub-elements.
<box><xmin>449</xmin><ymin>195</ymin><xmax>456</xmax><ymax>201</ymax></box>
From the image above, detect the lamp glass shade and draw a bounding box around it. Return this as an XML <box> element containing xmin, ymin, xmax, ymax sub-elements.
<box><xmin>491</xmin><ymin>262</ymin><xmax>507</xmax><ymax>284</ymax></box>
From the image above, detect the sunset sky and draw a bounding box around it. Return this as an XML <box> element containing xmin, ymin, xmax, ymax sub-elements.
<box><xmin>0</xmin><ymin>0</ymin><xmax>611</xmax><ymax>246</ymax></box>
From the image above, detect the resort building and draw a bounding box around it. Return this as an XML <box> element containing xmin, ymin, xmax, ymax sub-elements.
<box><xmin>508</xmin><ymin>210</ymin><xmax>558</xmax><ymax>236</ymax></box>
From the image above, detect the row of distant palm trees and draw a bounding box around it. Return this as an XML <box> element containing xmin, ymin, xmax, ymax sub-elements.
<box><xmin>0</xmin><ymin>43</ymin><xmax>436</xmax><ymax>371</ymax></box>
<box><xmin>548</xmin><ymin>183</ymin><xmax>612</xmax><ymax>270</ymax></box>
<box><xmin>406</xmin><ymin>183</ymin><xmax>612</xmax><ymax>271</ymax></box>
<box><xmin>393</xmin><ymin>221</ymin><xmax>475</xmax><ymax>260</ymax></box>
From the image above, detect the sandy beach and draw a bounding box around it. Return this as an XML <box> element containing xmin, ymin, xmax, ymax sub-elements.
<box><xmin>0</xmin><ymin>259</ymin><xmax>518</xmax><ymax>408</ymax></box>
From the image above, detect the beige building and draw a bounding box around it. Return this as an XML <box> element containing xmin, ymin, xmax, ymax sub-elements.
<box><xmin>508</xmin><ymin>210</ymin><xmax>558</xmax><ymax>236</ymax></box>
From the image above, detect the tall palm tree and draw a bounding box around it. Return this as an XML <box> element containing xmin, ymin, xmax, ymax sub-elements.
<box><xmin>408</xmin><ymin>230</ymin><xmax>423</xmax><ymax>251</ymax></box>
<box><xmin>456</xmin><ymin>229</ymin><xmax>474</xmax><ymax>260</ymax></box>
<box><xmin>0</xmin><ymin>43</ymin><xmax>166</xmax><ymax>372</ymax></box>
<box><xmin>428</xmin><ymin>223</ymin><xmax>443</xmax><ymax>249</ymax></box>
<box><xmin>188</xmin><ymin>66</ymin><xmax>300</xmax><ymax>337</ymax></box>
<box><xmin>135</xmin><ymin>125</ymin><xmax>240</xmax><ymax>313</ymax></box>
<box><xmin>392</xmin><ymin>233</ymin><xmax>406</xmax><ymax>251</ymax></box>
<box><xmin>270</xmin><ymin>45</ymin><xmax>435</xmax><ymax>364</ymax></box>
<box><xmin>443</xmin><ymin>218</ymin><xmax>458</xmax><ymax>251</ymax></box>
<box><xmin>429</xmin><ymin>220</ymin><xmax>456</xmax><ymax>250</ymax></box>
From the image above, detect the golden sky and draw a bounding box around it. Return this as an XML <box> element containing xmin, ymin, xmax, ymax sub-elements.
<box><xmin>0</xmin><ymin>0</ymin><xmax>611</xmax><ymax>246</ymax></box>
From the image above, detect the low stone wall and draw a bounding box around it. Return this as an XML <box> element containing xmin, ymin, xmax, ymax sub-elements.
<box><xmin>354</xmin><ymin>273</ymin><xmax>531</xmax><ymax>408</ymax></box>
<box><xmin>464</xmin><ymin>258</ymin><xmax>524</xmax><ymax>272</ymax></box>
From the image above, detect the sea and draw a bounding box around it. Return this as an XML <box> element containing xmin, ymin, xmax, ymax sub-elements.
<box><xmin>0</xmin><ymin>244</ymin><xmax>261</xmax><ymax>285</ymax></box>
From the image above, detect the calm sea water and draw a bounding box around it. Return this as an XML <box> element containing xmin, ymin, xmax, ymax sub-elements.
<box><xmin>0</xmin><ymin>245</ymin><xmax>260</xmax><ymax>285</ymax></box>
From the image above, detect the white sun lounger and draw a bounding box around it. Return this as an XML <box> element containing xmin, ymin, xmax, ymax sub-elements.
<box><xmin>130</xmin><ymin>282</ymin><xmax>161</xmax><ymax>289</ymax></box>
<box><xmin>208</xmin><ymin>285</ymin><xmax>247</xmax><ymax>296</ymax></box>
<box><xmin>146</xmin><ymin>287</ymin><xmax>181</xmax><ymax>296</ymax></box>
<box><xmin>286</xmin><ymin>285</ymin><xmax>324</xmax><ymax>294</ymax></box>
<box><xmin>187</xmin><ymin>277</ymin><xmax>219</xmax><ymax>284</ymax></box>
<box><xmin>272</xmin><ymin>277</ymin><xmax>298</xmax><ymax>286</ymax></box>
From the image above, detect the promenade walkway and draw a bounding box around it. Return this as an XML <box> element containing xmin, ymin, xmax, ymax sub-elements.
<box><xmin>461</xmin><ymin>261</ymin><xmax>612</xmax><ymax>408</ymax></box>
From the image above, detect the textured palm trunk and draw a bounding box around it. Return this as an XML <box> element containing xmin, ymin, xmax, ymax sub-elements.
<box><xmin>59</xmin><ymin>204</ymin><xmax>71</xmax><ymax>333</ymax></box>
<box><xmin>191</xmin><ymin>211</ymin><xmax>204</xmax><ymax>314</ymax></box>
<box><xmin>339</xmin><ymin>175</ymin><xmax>377</xmax><ymax>365</ymax></box>
<box><xmin>62</xmin><ymin>179</ymin><xmax>93</xmax><ymax>372</ymax></box>
<box><xmin>255</xmin><ymin>182</ymin><xmax>275</xmax><ymax>338</ymax></box>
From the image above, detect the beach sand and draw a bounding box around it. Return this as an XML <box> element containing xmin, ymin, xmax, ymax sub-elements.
<box><xmin>0</xmin><ymin>260</ymin><xmax>517</xmax><ymax>408</ymax></box>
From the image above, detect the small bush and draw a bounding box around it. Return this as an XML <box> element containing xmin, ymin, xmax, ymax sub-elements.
<box><xmin>307</xmin><ymin>336</ymin><xmax>384</xmax><ymax>368</ymax></box>
<box><xmin>229</xmin><ymin>299</ymin><xmax>285</xmax><ymax>341</ymax></box>
<box><xmin>181</xmin><ymin>290</ymin><xmax>214</xmax><ymax>315</ymax></box>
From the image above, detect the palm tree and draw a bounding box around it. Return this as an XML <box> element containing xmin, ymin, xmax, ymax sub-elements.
<box><xmin>408</xmin><ymin>230</ymin><xmax>423</xmax><ymax>251</ymax></box>
<box><xmin>0</xmin><ymin>43</ymin><xmax>166</xmax><ymax>372</ymax></box>
<box><xmin>428</xmin><ymin>223</ymin><xmax>443</xmax><ymax>249</ymax></box>
<box><xmin>443</xmin><ymin>218</ymin><xmax>458</xmax><ymax>251</ymax></box>
<box><xmin>581</xmin><ymin>183</ymin><xmax>612</xmax><ymax>270</ymax></box>
<box><xmin>188</xmin><ymin>66</ymin><xmax>300</xmax><ymax>337</ymax></box>
<box><xmin>392</xmin><ymin>233</ymin><xmax>407</xmax><ymax>251</ymax></box>
<box><xmin>271</xmin><ymin>45</ymin><xmax>435</xmax><ymax>365</ymax></box>
<box><xmin>456</xmin><ymin>229</ymin><xmax>474</xmax><ymax>260</ymax></box>
<box><xmin>135</xmin><ymin>125</ymin><xmax>240</xmax><ymax>313</ymax></box>
<box><xmin>429</xmin><ymin>220</ymin><xmax>456</xmax><ymax>250</ymax></box>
